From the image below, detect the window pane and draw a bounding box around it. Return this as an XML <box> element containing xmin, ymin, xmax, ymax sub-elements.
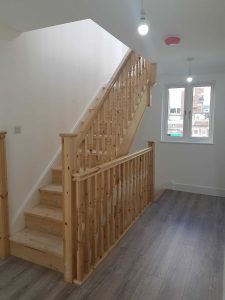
<box><xmin>167</xmin><ymin>88</ymin><xmax>185</xmax><ymax>137</ymax></box>
<box><xmin>191</xmin><ymin>86</ymin><xmax>211</xmax><ymax>138</ymax></box>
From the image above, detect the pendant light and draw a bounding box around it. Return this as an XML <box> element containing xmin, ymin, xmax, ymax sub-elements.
<box><xmin>186</xmin><ymin>58</ymin><xmax>194</xmax><ymax>83</ymax></box>
<box><xmin>137</xmin><ymin>0</ymin><xmax>149</xmax><ymax>36</ymax></box>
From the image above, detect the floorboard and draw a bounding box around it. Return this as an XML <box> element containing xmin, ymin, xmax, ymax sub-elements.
<box><xmin>0</xmin><ymin>190</ymin><xmax>224</xmax><ymax>300</ymax></box>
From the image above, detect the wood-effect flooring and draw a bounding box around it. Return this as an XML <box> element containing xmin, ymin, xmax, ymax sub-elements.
<box><xmin>0</xmin><ymin>190</ymin><xmax>224</xmax><ymax>300</ymax></box>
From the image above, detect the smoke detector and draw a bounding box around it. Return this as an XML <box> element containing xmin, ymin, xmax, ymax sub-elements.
<box><xmin>164</xmin><ymin>36</ymin><xmax>181</xmax><ymax>46</ymax></box>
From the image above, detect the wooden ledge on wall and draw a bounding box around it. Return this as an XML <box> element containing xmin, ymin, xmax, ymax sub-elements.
<box><xmin>0</xmin><ymin>131</ymin><xmax>9</xmax><ymax>259</ymax></box>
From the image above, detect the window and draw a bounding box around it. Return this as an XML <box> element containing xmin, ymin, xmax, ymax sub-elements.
<box><xmin>162</xmin><ymin>83</ymin><xmax>214</xmax><ymax>143</ymax></box>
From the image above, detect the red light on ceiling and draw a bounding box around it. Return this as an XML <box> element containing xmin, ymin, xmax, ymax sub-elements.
<box><xmin>164</xmin><ymin>36</ymin><xmax>181</xmax><ymax>46</ymax></box>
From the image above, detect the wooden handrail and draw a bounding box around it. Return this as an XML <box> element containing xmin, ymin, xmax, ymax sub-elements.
<box><xmin>60</xmin><ymin>50</ymin><xmax>133</xmax><ymax>141</ymax></box>
<box><xmin>61</xmin><ymin>50</ymin><xmax>155</xmax><ymax>173</ymax></box>
<box><xmin>0</xmin><ymin>132</ymin><xmax>9</xmax><ymax>259</ymax></box>
<box><xmin>73</xmin><ymin>147</ymin><xmax>152</xmax><ymax>180</ymax></box>
<box><xmin>61</xmin><ymin>48</ymin><xmax>156</xmax><ymax>283</ymax></box>
<box><xmin>72</xmin><ymin>142</ymin><xmax>155</xmax><ymax>283</ymax></box>
<box><xmin>75</xmin><ymin>50</ymin><xmax>133</xmax><ymax>145</ymax></box>
<box><xmin>73</xmin><ymin>50</ymin><xmax>153</xmax><ymax>172</ymax></box>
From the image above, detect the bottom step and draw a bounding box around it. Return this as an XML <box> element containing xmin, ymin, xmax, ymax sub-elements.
<box><xmin>10</xmin><ymin>229</ymin><xmax>64</xmax><ymax>272</ymax></box>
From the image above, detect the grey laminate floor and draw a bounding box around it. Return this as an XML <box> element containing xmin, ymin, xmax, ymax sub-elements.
<box><xmin>0</xmin><ymin>190</ymin><xmax>225</xmax><ymax>300</ymax></box>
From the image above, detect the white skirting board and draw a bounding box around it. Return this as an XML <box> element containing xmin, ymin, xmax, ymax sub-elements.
<box><xmin>159</xmin><ymin>181</ymin><xmax>225</xmax><ymax>198</ymax></box>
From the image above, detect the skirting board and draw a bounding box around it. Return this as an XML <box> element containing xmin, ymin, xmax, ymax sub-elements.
<box><xmin>161</xmin><ymin>181</ymin><xmax>225</xmax><ymax>198</ymax></box>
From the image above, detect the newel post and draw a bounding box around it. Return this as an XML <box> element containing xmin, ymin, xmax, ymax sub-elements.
<box><xmin>0</xmin><ymin>132</ymin><xmax>9</xmax><ymax>259</ymax></box>
<box><xmin>148</xmin><ymin>141</ymin><xmax>155</xmax><ymax>201</ymax></box>
<box><xmin>60</xmin><ymin>133</ymin><xmax>77</xmax><ymax>283</ymax></box>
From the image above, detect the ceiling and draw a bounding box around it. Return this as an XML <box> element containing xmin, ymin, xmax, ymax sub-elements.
<box><xmin>0</xmin><ymin>0</ymin><xmax>225</xmax><ymax>75</ymax></box>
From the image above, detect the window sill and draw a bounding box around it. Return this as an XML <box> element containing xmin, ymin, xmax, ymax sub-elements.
<box><xmin>160</xmin><ymin>140</ymin><xmax>214</xmax><ymax>145</ymax></box>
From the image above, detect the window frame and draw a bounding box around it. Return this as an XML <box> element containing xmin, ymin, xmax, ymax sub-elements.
<box><xmin>161</xmin><ymin>82</ymin><xmax>215</xmax><ymax>144</ymax></box>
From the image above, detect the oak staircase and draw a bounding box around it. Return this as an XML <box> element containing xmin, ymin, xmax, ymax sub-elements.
<box><xmin>3</xmin><ymin>50</ymin><xmax>156</xmax><ymax>283</ymax></box>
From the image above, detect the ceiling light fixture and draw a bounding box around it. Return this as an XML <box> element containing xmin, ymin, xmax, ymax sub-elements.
<box><xmin>137</xmin><ymin>0</ymin><xmax>149</xmax><ymax>36</ymax></box>
<box><xmin>186</xmin><ymin>57</ymin><xmax>194</xmax><ymax>83</ymax></box>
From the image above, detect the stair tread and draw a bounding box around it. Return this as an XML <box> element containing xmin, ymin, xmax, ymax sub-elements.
<box><xmin>40</xmin><ymin>184</ymin><xmax>62</xmax><ymax>193</ymax></box>
<box><xmin>25</xmin><ymin>204</ymin><xmax>63</xmax><ymax>221</ymax></box>
<box><xmin>10</xmin><ymin>229</ymin><xmax>63</xmax><ymax>257</ymax></box>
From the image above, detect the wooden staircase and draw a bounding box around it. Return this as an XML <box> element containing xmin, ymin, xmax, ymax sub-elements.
<box><xmin>10</xmin><ymin>168</ymin><xmax>64</xmax><ymax>272</ymax></box>
<box><xmin>7</xmin><ymin>50</ymin><xmax>156</xmax><ymax>282</ymax></box>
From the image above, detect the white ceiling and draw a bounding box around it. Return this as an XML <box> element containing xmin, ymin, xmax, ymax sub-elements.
<box><xmin>0</xmin><ymin>0</ymin><xmax>225</xmax><ymax>75</ymax></box>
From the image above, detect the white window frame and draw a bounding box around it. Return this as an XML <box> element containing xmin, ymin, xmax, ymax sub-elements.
<box><xmin>161</xmin><ymin>82</ymin><xmax>215</xmax><ymax>144</ymax></box>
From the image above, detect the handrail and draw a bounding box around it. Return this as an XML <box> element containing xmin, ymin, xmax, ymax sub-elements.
<box><xmin>73</xmin><ymin>147</ymin><xmax>151</xmax><ymax>180</ymax></box>
<box><xmin>72</xmin><ymin>141</ymin><xmax>155</xmax><ymax>283</ymax></box>
<box><xmin>62</xmin><ymin>50</ymin><xmax>153</xmax><ymax>169</ymax></box>
<box><xmin>0</xmin><ymin>132</ymin><xmax>9</xmax><ymax>259</ymax></box>
<box><xmin>61</xmin><ymin>50</ymin><xmax>154</xmax><ymax>173</ymax></box>
<box><xmin>60</xmin><ymin>49</ymin><xmax>156</xmax><ymax>283</ymax></box>
<box><xmin>74</xmin><ymin>50</ymin><xmax>133</xmax><ymax>143</ymax></box>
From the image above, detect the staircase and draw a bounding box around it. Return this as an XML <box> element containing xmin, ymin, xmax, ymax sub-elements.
<box><xmin>10</xmin><ymin>168</ymin><xmax>64</xmax><ymax>272</ymax></box>
<box><xmin>9</xmin><ymin>50</ymin><xmax>156</xmax><ymax>282</ymax></box>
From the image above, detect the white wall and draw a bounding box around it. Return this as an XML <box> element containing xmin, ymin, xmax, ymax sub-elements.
<box><xmin>0</xmin><ymin>19</ymin><xmax>128</xmax><ymax>233</ymax></box>
<box><xmin>132</xmin><ymin>72</ymin><xmax>225</xmax><ymax>196</ymax></box>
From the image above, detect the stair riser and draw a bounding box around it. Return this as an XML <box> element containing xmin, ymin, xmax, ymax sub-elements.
<box><xmin>40</xmin><ymin>191</ymin><xmax>62</xmax><ymax>208</ymax></box>
<box><xmin>10</xmin><ymin>241</ymin><xmax>64</xmax><ymax>272</ymax></box>
<box><xmin>52</xmin><ymin>169</ymin><xmax>62</xmax><ymax>185</ymax></box>
<box><xmin>25</xmin><ymin>214</ymin><xmax>63</xmax><ymax>237</ymax></box>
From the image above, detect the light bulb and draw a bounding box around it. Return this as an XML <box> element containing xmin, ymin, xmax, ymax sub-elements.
<box><xmin>137</xmin><ymin>18</ymin><xmax>149</xmax><ymax>36</ymax></box>
<box><xmin>138</xmin><ymin>23</ymin><xmax>149</xmax><ymax>35</ymax></box>
<box><xmin>186</xmin><ymin>76</ymin><xmax>193</xmax><ymax>83</ymax></box>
